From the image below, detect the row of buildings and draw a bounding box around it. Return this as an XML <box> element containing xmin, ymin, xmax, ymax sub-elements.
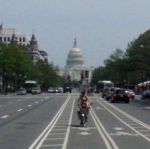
<box><xmin>0</xmin><ymin>24</ymin><xmax>93</xmax><ymax>87</ymax></box>
<box><xmin>0</xmin><ymin>24</ymin><xmax>48</xmax><ymax>63</ymax></box>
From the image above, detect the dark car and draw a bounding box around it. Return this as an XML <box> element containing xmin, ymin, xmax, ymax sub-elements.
<box><xmin>63</xmin><ymin>86</ymin><xmax>72</xmax><ymax>93</ymax></box>
<box><xmin>111</xmin><ymin>88</ymin><xmax>130</xmax><ymax>103</ymax></box>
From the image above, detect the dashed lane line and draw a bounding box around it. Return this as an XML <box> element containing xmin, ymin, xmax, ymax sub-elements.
<box><xmin>1</xmin><ymin>115</ymin><xmax>9</xmax><ymax>119</ymax></box>
<box><xmin>17</xmin><ymin>109</ymin><xmax>23</xmax><ymax>112</ymax></box>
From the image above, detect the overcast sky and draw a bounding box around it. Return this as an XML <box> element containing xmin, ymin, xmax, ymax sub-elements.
<box><xmin>1</xmin><ymin>0</ymin><xmax>150</xmax><ymax>67</ymax></box>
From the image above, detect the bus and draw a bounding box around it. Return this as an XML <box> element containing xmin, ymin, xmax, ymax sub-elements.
<box><xmin>95</xmin><ymin>80</ymin><xmax>114</xmax><ymax>93</ymax></box>
<box><xmin>23</xmin><ymin>80</ymin><xmax>39</xmax><ymax>93</ymax></box>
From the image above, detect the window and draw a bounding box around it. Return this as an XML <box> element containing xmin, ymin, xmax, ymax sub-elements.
<box><xmin>0</xmin><ymin>37</ymin><xmax>2</xmax><ymax>41</ymax></box>
<box><xmin>23</xmin><ymin>37</ymin><xmax>25</xmax><ymax>42</ymax></box>
<box><xmin>4</xmin><ymin>37</ymin><xmax>6</xmax><ymax>41</ymax></box>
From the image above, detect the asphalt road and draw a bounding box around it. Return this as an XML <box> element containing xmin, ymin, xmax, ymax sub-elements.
<box><xmin>0</xmin><ymin>93</ymin><xmax>150</xmax><ymax>149</ymax></box>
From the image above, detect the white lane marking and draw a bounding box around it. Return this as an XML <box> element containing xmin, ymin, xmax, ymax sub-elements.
<box><xmin>103</xmin><ymin>100</ymin><xmax>150</xmax><ymax>130</ymax></box>
<box><xmin>17</xmin><ymin>109</ymin><xmax>23</xmax><ymax>112</ymax></box>
<box><xmin>41</xmin><ymin>144</ymin><xmax>62</xmax><ymax>147</ymax></box>
<box><xmin>78</xmin><ymin>132</ymin><xmax>91</xmax><ymax>135</ymax></box>
<box><xmin>28</xmin><ymin>105</ymin><xmax>32</xmax><ymax>107</ymax></box>
<box><xmin>49</xmin><ymin>133</ymin><xmax>65</xmax><ymax>135</ymax></box>
<box><xmin>96</xmin><ymin>106</ymin><xmax>103</xmax><ymax>110</ymax></box>
<box><xmin>28</xmin><ymin>95</ymin><xmax>71</xmax><ymax>149</ymax></box>
<box><xmin>62</xmin><ymin>98</ymin><xmax>75</xmax><ymax>149</ymax></box>
<box><xmin>78</xmin><ymin>127</ymin><xmax>97</xmax><ymax>131</ymax></box>
<box><xmin>90</xmin><ymin>107</ymin><xmax>119</xmax><ymax>149</ymax></box>
<box><xmin>110</xmin><ymin>131</ymin><xmax>139</xmax><ymax>136</ymax></box>
<box><xmin>46</xmin><ymin>138</ymin><xmax>64</xmax><ymax>140</ymax></box>
<box><xmin>114</xmin><ymin>127</ymin><xmax>124</xmax><ymax>131</ymax></box>
<box><xmin>145</xmin><ymin>106</ymin><xmax>150</xmax><ymax>110</ymax></box>
<box><xmin>97</xmin><ymin>99</ymin><xmax>150</xmax><ymax>142</ymax></box>
<box><xmin>1</xmin><ymin>115</ymin><xmax>9</xmax><ymax>119</ymax></box>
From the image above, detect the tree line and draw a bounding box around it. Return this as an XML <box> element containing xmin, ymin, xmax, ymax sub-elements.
<box><xmin>0</xmin><ymin>43</ymin><xmax>61</xmax><ymax>92</ymax></box>
<box><xmin>91</xmin><ymin>29</ymin><xmax>150</xmax><ymax>86</ymax></box>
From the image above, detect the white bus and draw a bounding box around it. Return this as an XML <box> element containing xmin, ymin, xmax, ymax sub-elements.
<box><xmin>23</xmin><ymin>80</ymin><xmax>39</xmax><ymax>93</ymax></box>
<box><xmin>96</xmin><ymin>80</ymin><xmax>114</xmax><ymax>93</ymax></box>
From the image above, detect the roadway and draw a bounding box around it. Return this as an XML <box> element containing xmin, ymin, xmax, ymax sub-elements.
<box><xmin>0</xmin><ymin>93</ymin><xmax>150</xmax><ymax>149</ymax></box>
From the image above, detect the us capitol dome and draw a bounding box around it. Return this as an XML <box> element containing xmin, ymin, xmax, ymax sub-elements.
<box><xmin>66</xmin><ymin>38</ymin><xmax>84</xmax><ymax>68</ymax></box>
<box><xmin>63</xmin><ymin>38</ymin><xmax>93</xmax><ymax>84</ymax></box>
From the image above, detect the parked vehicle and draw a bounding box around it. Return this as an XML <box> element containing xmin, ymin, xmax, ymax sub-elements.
<box><xmin>16</xmin><ymin>88</ymin><xmax>27</xmax><ymax>95</ymax></box>
<box><xmin>57</xmin><ymin>87</ymin><xmax>63</xmax><ymax>93</ymax></box>
<box><xmin>63</xmin><ymin>86</ymin><xmax>72</xmax><ymax>93</ymax></box>
<box><xmin>111</xmin><ymin>88</ymin><xmax>130</xmax><ymax>103</ymax></box>
<box><xmin>141</xmin><ymin>89</ymin><xmax>150</xmax><ymax>100</ymax></box>
<box><xmin>47</xmin><ymin>87</ymin><xmax>55</xmax><ymax>93</ymax></box>
<box><xmin>31</xmin><ymin>87</ymin><xmax>41</xmax><ymax>94</ymax></box>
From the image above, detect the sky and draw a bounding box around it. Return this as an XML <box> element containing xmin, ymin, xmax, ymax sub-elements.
<box><xmin>1</xmin><ymin>0</ymin><xmax>150</xmax><ymax>68</ymax></box>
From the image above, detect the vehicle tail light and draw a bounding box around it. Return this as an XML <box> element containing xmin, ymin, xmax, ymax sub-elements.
<box><xmin>112</xmin><ymin>93</ymin><xmax>116</xmax><ymax>97</ymax></box>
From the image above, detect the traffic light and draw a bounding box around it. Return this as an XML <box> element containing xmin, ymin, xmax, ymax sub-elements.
<box><xmin>81</xmin><ymin>72</ymin><xmax>84</xmax><ymax>80</ymax></box>
<box><xmin>85</xmin><ymin>71</ymin><xmax>89</xmax><ymax>78</ymax></box>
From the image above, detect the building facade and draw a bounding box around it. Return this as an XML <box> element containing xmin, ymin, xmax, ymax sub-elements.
<box><xmin>0</xmin><ymin>24</ymin><xmax>48</xmax><ymax>63</ymax></box>
<box><xmin>0</xmin><ymin>24</ymin><xmax>30</xmax><ymax>46</ymax></box>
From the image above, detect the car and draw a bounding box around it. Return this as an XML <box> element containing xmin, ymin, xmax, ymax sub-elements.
<box><xmin>111</xmin><ymin>88</ymin><xmax>130</xmax><ymax>103</ymax></box>
<box><xmin>31</xmin><ymin>87</ymin><xmax>41</xmax><ymax>94</ymax></box>
<box><xmin>126</xmin><ymin>89</ymin><xmax>135</xmax><ymax>99</ymax></box>
<box><xmin>141</xmin><ymin>89</ymin><xmax>150</xmax><ymax>100</ymax></box>
<box><xmin>57</xmin><ymin>87</ymin><xmax>63</xmax><ymax>93</ymax></box>
<box><xmin>63</xmin><ymin>86</ymin><xmax>72</xmax><ymax>93</ymax></box>
<box><xmin>48</xmin><ymin>87</ymin><xmax>55</xmax><ymax>93</ymax></box>
<box><xmin>16</xmin><ymin>88</ymin><xmax>27</xmax><ymax>95</ymax></box>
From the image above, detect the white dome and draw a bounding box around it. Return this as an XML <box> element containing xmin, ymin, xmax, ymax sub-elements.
<box><xmin>66</xmin><ymin>47</ymin><xmax>84</xmax><ymax>68</ymax></box>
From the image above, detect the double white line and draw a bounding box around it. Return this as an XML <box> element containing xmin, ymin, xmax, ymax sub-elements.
<box><xmin>90</xmin><ymin>107</ymin><xmax>119</xmax><ymax>149</ymax></box>
<box><xmin>28</xmin><ymin>95</ymin><xmax>71</xmax><ymax>149</ymax></box>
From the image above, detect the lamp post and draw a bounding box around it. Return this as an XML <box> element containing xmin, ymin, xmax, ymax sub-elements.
<box><xmin>0</xmin><ymin>47</ymin><xmax>3</xmax><ymax>93</ymax></box>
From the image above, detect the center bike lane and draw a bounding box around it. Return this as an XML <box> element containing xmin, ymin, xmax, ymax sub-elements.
<box><xmin>66</xmin><ymin>94</ymin><xmax>113</xmax><ymax>149</ymax></box>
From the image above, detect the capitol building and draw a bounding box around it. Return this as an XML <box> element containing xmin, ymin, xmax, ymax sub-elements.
<box><xmin>59</xmin><ymin>38</ymin><xmax>93</xmax><ymax>85</ymax></box>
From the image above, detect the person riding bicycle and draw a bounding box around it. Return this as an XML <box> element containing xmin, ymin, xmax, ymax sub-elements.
<box><xmin>78</xmin><ymin>90</ymin><xmax>90</xmax><ymax>122</ymax></box>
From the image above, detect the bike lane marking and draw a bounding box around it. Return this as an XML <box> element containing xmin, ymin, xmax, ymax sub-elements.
<box><xmin>28</xmin><ymin>95</ymin><xmax>71</xmax><ymax>149</ymax></box>
<box><xmin>96</xmin><ymin>98</ymin><xmax>150</xmax><ymax>143</ymax></box>
<box><xmin>62</xmin><ymin>97</ymin><xmax>75</xmax><ymax>149</ymax></box>
<box><xmin>90</xmin><ymin>107</ymin><xmax>119</xmax><ymax>149</ymax></box>
<box><xmin>28</xmin><ymin>95</ymin><xmax>75</xmax><ymax>149</ymax></box>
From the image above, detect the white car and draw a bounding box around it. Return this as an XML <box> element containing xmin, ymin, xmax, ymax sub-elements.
<box><xmin>126</xmin><ymin>89</ymin><xmax>135</xmax><ymax>99</ymax></box>
<box><xmin>16</xmin><ymin>88</ymin><xmax>27</xmax><ymax>95</ymax></box>
<box><xmin>31</xmin><ymin>87</ymin><xmax>41</xmax><ymax>94</ymax></box>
